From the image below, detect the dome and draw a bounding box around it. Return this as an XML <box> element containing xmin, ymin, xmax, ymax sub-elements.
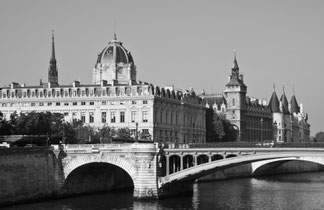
<box><xmin>96</xmin><ymin>36</ymin><xmax>133</xmax><ymax>66</ymax></box>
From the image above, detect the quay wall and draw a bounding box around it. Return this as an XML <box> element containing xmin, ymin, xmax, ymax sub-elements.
<box><xmin>0</xmin><ymin>147</ymin><xmax>56</xmax><ymax>206</ymax></box>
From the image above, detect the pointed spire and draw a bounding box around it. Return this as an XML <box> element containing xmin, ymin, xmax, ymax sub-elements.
<box><xmin>273</xmin><ymin>83</ymin><xmax>276</xmax><ymax>91</ymax></box>
<box><xmin>114</xmin><ymin>33</ymin><xmax>117</xmax><ymax>41</ymax></box>
<box><xmin>232</xmin><ymin>49</ymin><xmax>239</xmax><ymax>70</ymax></box>
<box><xmin>50</xmin><ymin>30</ymin><xmax>56</xmax><ymax>63</ymax></box>
<box><xmin>280</xmin><ymin>84</ymin><xmax>289</xmax><ymax>114</ymax></box>
<box><xmin>48</xmin><ymin>30</ymin><xmax>58</xmax><ymax>86</ymax></box>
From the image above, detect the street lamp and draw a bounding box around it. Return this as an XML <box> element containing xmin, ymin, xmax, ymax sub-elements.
<box><xmin>135</xmin><ymin>122</ymin><xmax>138</xmax><ymax>142</ymax></box>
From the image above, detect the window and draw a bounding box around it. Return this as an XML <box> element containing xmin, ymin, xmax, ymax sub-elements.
<box><xmin>101</xmin><ymin>112</ymin><xmax>106</xmax><ymax>123</ymax></box>
<box><xmin>31</xmin><ymin>103</ymin><xmax>35</xmax><ymax>107</ymax></box>
<box><xmin>102</xmin><ymin>101</ymin><xmax>106</xmax><ymax>105</ymax></box>
<box><xmin>82</xmin><ymin>90</ymin><xmax>85</xmax><ymax>96</ymax></box>
<box><xmin>81</xmin><ymin>112</ymin><xmax>86</xmax><ymax>123</ymax></box>
<box><xmin>131</xmin><ymin>111</ymin><xmax>137</xmax><ymax>123</ymax></box>
<box><xmin>142</xmin><ymin>111</ymin><xmax>148</xmax><ymax>123</ymax></box>
<box><xmin>232</xmin><ymin>98</ymin><xmax>235</xmax><ymax>106</ymax></box>
<box><xmin>132</xmin><ymin>101</ymin><xmax>136</xmax><ymax>104</ymax></box>
<box><xmin>120</xmin><ymin>111</ymin><xmax>125</xmax><ymax>123</ymax></box>
<box><xmin>111</xmin><ymin>111</ymin><xmax>116</xmax><ymax>123</ymax></box>
<box><xmin>81</xmin><ymin>101</ymin><xmax>86</xmax><ymax>105</ymax></box>
<box><xmin>64</xmin><ymin>112</ymin><xmax>69</xmax><ymax>117</ymax></box>
<box><xmin>47</xmin><ymin>102</ymin><xmax>52</xmax><ymax>106</ymax></box>
<box><xmin>120</xmin><ymin>101</ymin><xmax>125</xmax><ymax>105</ymax></box>
<box><xmin>90</xmin><ymin>101</ymin><xmax>94</xmax><ymax>105</ymax></box>
<box><xmin>23</xmin><ymin>92</ymin><xmax>26</xmax><ymax>98</ymax></box>
<box><xmin>39</xmin><ymin>102</ymin><xmax>44</xmax><ymax>106</ymax></box>
<box><xmin>64</xmin><ymin>102</ymin><xmax>69</xmax><ymax>106</ymax></box>
<box><xmin>175</xmin><ymin>114</ymin><xmax>178</xmax><ymax>125</ymax></box>
<box><xmin>89</xmin><ymin>112</ymin><xmax>94</xmax><ymax>123</ymax></box>
<box><xmin>56</xmin><ymin>102</ymin><xmax>61</xmax><ymax>106</ymax></box>
<box><xmin>73</xmin><ymin>102</ymin><xmax>77</xmax><ymax>106</ymax></box>
<box><xmin>143</xmin><ymin>100</ymin><xmax>148</xmax><ymax>104</ymax></box>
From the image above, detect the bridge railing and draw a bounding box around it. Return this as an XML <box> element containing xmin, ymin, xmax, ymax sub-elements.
<box><xmin>188</xmin><ymin>142</ymin><xmax>324</xmax><ymax>148</ymax></box>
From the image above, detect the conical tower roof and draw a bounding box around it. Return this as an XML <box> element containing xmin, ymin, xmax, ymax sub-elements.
<box><xmin>268</xmin><ymin>91</ymin><xmax>280</xmax><ymax>113</ymax></box>
<box><xmin>290</xmin><ymin>95</ymin><xmax>300</xmax><ymax>113</ymax></box>
<box><xmin>280</xmin><ymin>93</ymin><xmax>289</xmax><ymax>114</ymax></box>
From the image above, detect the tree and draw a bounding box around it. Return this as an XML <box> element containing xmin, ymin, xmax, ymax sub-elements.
<box><xmin>315</xmin><ymin>132</ymin><xmax>324</xmax><ymax>142</ymax></box>
<box><xmin>116</xmin><ymin>127</ymin><xmax>131</xmax><ymax>139</ymax></box>
<box><xmin>99</xmin><ymin>125</ymin><xmax>115</xmax><ymax>143</ymax></box>
<box><xmin>138</xmin><ymin>131</ymin><xmax>152</xmax><ymax>141</ymax></box>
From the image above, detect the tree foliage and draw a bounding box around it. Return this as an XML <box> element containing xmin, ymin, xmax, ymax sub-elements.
<box><xmin>205</xmin><ymin>108</ymin><xmax>237</xmax><ymax>142</ymax></box>
<box><xmin>315</xmin><ymin>132</ymin><xmax>324</xmax><ymax>142</ymax></box>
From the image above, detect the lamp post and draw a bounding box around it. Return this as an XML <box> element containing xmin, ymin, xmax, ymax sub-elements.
<box><xmin>135</xmin><ymin>122</ymin><xmax>138</xmax><ymax>142</ymax></box>
<box><xmin>62</xmin><ymin>119</ymin><xmax>65</xmax><ymax>145</ymax></box>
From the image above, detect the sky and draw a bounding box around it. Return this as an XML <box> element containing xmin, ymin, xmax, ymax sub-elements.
<box><xmin>0</xmin><ymin>0</ymin><xmax>323</xmax><ymax>135</ymax></box>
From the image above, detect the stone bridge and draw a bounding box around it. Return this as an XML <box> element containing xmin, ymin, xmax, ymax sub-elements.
<box><xmin>53</xmin><ymin>143</ymin><xmax>324</xmax><ymax>199</ymax></box>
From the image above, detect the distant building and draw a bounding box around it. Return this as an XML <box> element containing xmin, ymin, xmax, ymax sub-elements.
<box><xmin>268</xmin><ymin>87</ymin><xmax>310</xmax><ymax>142</ymax></box>
<box><xmin>203</xmin><ymin>54</ymin><xmax>310</xmax><ymax>142</ymax></box>
<box><xmin>0</xmin><ymin>33</ymin><xmax>206</xmax><ymax>144</ymax></box>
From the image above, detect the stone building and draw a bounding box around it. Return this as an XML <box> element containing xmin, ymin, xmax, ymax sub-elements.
<box><xmin>268</xmin><ymin>87</ymin><xmax>310</xmax><ymax>142</ymax></box>
<box><xmin>0</xmin><ymin>33</ymin><xmax>206</xmax><ymax>144</ymax></box>
<box><xmin>203</xmin><ymin>54</ymin><xmax>309</xmax><ymax>142</ymax></box>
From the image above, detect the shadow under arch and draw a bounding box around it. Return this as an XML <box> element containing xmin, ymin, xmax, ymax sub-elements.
<box><xmin>64</xmin><ymin>162</ymin><xmax>134</xmax><ymax>195</ymax></box>
<box><xmin>252</xmin><ymin>158</ymin><xmax>324</xmax><ymax>176</ymax></box>
<box><xmin>63</xmin><ymin>155</ymin><xmax>137</xmax><ymax>195</ymax></box>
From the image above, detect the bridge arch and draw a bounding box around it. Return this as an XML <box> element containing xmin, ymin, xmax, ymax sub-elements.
<box><xmin>64</xmin><ymin>155</ymin><xmax>137</xmax><ymax>181</ymax></box>
<box><xmin>251</xmin><ymin>157</ymin><xmax>324</xmax><ymax>174</ymax></box>
<box><xmin>211</xmin><ymin>154</ymin><xmax>224</xmax><ymax>161</ymax></box>
<box><xmin>197</xmin><ymin>154</ymin><xmax>209</xmax><ymax>165</ymax></box>
<box><xmin>183</xmin><ymin>155</ymin><xmax>194</xmax><ymax>169</ymax></box>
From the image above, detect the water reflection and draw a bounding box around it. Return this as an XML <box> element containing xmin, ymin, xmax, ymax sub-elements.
<box><xmin>3</xmin><ymin>172</ymin><xmax>324</xmax><ymax>210</ymax></box>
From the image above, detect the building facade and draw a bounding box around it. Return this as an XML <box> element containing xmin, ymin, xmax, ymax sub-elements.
<box><xmin>0</xmin><ymin>33</ymin><xmax>206</xmax><ymax>144</ymax></box>
<box><xmin>203</xmin><ymin>55</ymin><xmax>310</xmax><ymax>142</ymax></box>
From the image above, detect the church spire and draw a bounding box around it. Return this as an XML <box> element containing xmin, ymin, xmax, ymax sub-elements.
<box><xmin>50</xmin><ymin>30</ymin><xmax>56</xmax><ymax>63</ymax></box>
<box><xmin>48</xmin><ymin>30</ymin><xmax>58</xmax><ymax>86</ymax></box>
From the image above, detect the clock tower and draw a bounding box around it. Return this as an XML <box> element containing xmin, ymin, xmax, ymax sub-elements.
<box><xmin>224</xmin><ymin>53</ymin><xmax>247</xmax><ymax>141</ymax></box>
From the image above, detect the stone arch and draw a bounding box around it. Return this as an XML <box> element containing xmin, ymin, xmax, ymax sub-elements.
<box><xmin>251</xmin><ymin>157</ymin><xmax>324</xmax><ymax>174</ymax></box>
<box><xmin>212</xmin><ymin>154</ymin><xmax>224</xmax><ymax>161</ymax></box>
<box><xmin>197</xmin><ymin>154</ymin><xmax>209</xmax><ymax>165</ymax></box>
<box><xmin>63</xmin><ymin>155</ymin><xmax>137</xmax><ymax>183</ymax></box>
<box><xmin>226</xmin><ymin>154</ymin><xmax>237</xmax><ymax>158</ymax></box>
<box><xmin>183</xmin><ymin>155</ymin><xmax>194</xmax><ymax>169</ymax></box>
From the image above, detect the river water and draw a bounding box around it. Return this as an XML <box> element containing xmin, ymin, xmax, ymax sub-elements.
<box><xmin>3</xmin><ymin>172</ymin><xmax>324</xmax><ymax>210</ymax></box>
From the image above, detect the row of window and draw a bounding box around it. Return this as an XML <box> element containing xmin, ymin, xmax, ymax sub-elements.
<box><xmin>1</xmin><ymin>100</ymin><xmax>148</xmax><ymax>107</ymax></box>
<box><xmin>1</xmin><ymin>88</ymin><xmax>150</xmax><ymax>99</ymax></box>
<box><xmin>69</xmin><ymin>111</ymin><xmax>149</xmax><ymax>124</ymax></box>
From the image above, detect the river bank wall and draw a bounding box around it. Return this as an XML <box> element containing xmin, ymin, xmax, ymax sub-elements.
<box><xmin>0</xmin><ymin>147</ymin><xmax>57</xmax><ymax>206</ymax></box>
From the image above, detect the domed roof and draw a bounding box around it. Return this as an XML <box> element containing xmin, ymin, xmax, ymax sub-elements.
<box><xmin>96</xmin><ymin>35</ymin><xmax>133</xmax><ymax>65</ymax></box>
